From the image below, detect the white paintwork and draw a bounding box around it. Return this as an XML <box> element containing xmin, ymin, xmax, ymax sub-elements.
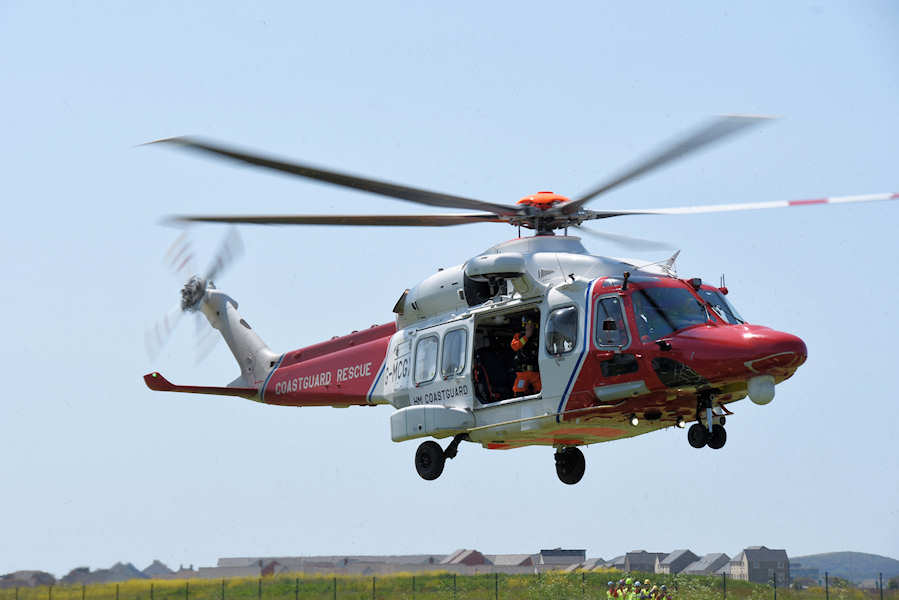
<box><xmin>198</xmin><ymin>288</ymin><xmax>279</xmax><ymax>388</ymax></box>
<box><xmin>389</xmin><ymin>405</ymin><xmax>476</xmax><ymax>442</ymax></box>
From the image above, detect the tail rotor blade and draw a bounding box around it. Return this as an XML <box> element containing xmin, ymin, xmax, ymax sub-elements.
<box><xmin>194</xmin><ymin>313</ymin><xmax>219</xmax><ymax>365</ymax></box>
<box><xmin>145</xmin><ymin>304</ymin><xmax>185</xmax><ymax>359</ymax></box>
<box><xmin>164</xmin><ymin>231</ymin><xmax>199</xmax><ymax>278</ymax></box>
<box><xmin>575</xmin><ymin>225</ymin><xmax>675</xmax><ymax>252</ymax></box>
<box><xmin>204</xmin><ymin>227</ymin><xmax>244</xmax><ymax>282</ymax></box>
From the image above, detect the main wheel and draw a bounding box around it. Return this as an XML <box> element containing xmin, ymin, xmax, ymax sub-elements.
<box><xmin>707</xmin><ymin>424</ymin><xmax>727</xmax><ymax>449</ymax></box>
<box><xmin>687</xmin><ymin>423</ymin><xmax>709</xmax><ymax>448</ymax></box>
<box><xmin>554</xmin><ymin>447</ymin><xmax>586</xmax><ymax>485</ymax></box>
<box><xmin>415</xmin><ymin>441</ymin><xmax>446</xmax><ymax>481</ymax></box>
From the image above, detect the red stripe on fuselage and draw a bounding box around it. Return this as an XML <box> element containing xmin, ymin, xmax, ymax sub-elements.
<box><xmin>788</xmin><ymin>198</ymin><xmax>827</xmax><ymax>206</ymax></box>
<box><xmin>263</xmin><ymin>323</ymin><xmax>395</xmax><ymax>407</ymax></box>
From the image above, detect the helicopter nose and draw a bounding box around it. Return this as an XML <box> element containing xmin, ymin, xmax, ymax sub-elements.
<box><xmin>742</xmin><ymin>328</ymin><xmax>807</xmax><ymax>374</ymax></box>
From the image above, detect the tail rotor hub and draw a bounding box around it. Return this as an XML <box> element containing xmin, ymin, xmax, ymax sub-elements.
<box><xmin>181</xmin><ymin>275</ymin><xmax>208</xmax><ymax>311</ymax></box>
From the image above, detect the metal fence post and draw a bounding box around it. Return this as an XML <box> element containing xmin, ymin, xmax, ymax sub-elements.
<box><xmin>221</xmin><ymin>579</ymin><xmax>225</xmax><ymax>600</ymax></box>
<box><xmin>49</xmin><ymin>584</ymin><xmax>53</xmax><ymax>600</ymax></box>
<box><xmin>332</xmin><ymin>576</ymin><xmax>336</xmax><ymax>600</ymax></box>
<box><xmin>453</xmin><ymin>574</ymin><xmax>456</xmax><ymax>600</ymax></box>
<box><xmin>825</xmin><ymin>572</ymin><xmax>829</xmax><ymax>600</ymax></box>
<box><xmin>150</xmin><ymin>583</ymin><xmax>154</xmax><ymax>600</ymax></box>
<box><xmin>372</xmin><ymin>576</ymin><xmax>376</xmax><ymax>600</ymax></box>
<box><xmin>15</xmin><ymin>587</ymin><xmax>18</xmax><ymax>600</ymax></box>
<box><xmin>186</xmin><ymin>581</ymin><xmax>190</xmax><ymax>600</ymax></box>
<box><xmin>294</xmin><ymin>577</ymin><xmax>298</xmax><ymax>600</ymax></box>
<box><xmin>880</xmin><ymin>573</ymin><xmax>884</xmax><ymax>600</ymax></box>
<box><xmin>722</xmin><ymin>573</ymin><xmax>726</xmax><ymax>599</ymax></box>
<box><xmin>772</xmin><ymin>573</ymin><xmax>777</xmax><ymax>600</ymax></box>
<box><xmin>82</xmin><ymin>583</ymin><xmax>86</xmax><ymax>600</ymax></box>
<box><xmin>494</xmin><ymin>572</ymin><xmax>498</xmax><ymax>600</ymax></box>
<box><xmin>257</xmin><ymin>578</ymin><xmax>261</xmax><ymax>600</ymax></box>
<box><xmin>116</xmin><ymin>584</ymin><xmax>119</xmax><ymax>600</ymax></box>
<box><xmin>412</xmin><ymin>575</ymin><xmax>415</xmax><ymax>600</ymax></box>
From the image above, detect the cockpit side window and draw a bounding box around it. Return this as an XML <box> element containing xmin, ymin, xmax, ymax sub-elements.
<box><xmin>595</xmin><ymin>295</ymin><xmax>629</xmax><ymax>348</ymax></box>
<box><xmin>698</xmin><ymin>289</ymin><xmax>745</xmax><ymax>324</ymax></box>
<box><xmin>630</xmin><ymin>287</ymin><xmax>708</xmax><ymax>341</ymax></box>
<box><xmin>546</xmin><ymin>306</ymin><xmax>578</xmax><ymax>356</ymax></box>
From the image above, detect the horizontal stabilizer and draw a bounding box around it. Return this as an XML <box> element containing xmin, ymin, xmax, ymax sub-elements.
<box><xmin>143</xmin><ymin>372</ymin><xmax>258</xmax><ymax>399</ymax></box>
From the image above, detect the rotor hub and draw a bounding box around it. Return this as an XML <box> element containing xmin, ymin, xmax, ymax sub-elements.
<box><xmin>517</xmin><ymin>191</ymin><xmax>569</xmax><ymax>211</ymax></box>
<box><xmin>181</xmin><ymin>275</ymin><xmax>208</xmax><ymax>311</ymax></box>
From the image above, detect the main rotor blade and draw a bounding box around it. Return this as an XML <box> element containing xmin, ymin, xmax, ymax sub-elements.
<box><xmin>560</xmin><ymin>115</ymin><xmax>772</xmax><ymax>215</ymax></box>
<box><xmin>165</xmin><ymin>213</ymin><xmax>505</xmax><ymax>227</ymax></box>
<box><xmin>579</xmin><ymin>191</ymin><xmax>899</xmax><ymax>219</ymax></box>
<box><xmin>575</xmin><ymin>225</ymin><xmax>675</xmax><ymax>252</ymax></box>
<box><xmin>145</xmin><ymin>304</ymin><xmax>184</xmax><ymax>359</ymax></box>
<box><xmin>146</xmin><ymin>137</ymin><xmax>521</xmax><ymax>216</ymax></box>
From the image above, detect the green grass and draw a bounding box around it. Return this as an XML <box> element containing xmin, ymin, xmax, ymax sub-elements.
<box><xmin>2</xmin><ymin>570</ymin><xmax>896</xmax><ymax>600</ymax></box>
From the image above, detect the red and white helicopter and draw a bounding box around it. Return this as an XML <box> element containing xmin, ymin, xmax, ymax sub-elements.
<box><xmin>143</xmin><ymin>116</ymin><xmax>897</xmax><ymax>484</ymax></box>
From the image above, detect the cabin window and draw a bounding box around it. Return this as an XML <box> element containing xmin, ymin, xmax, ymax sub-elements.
<box><xmin>546</xmin><ymin>306</ymin><xmax>578</xmax><ymax>356</ymax></box>
<box><xmin>594</xmin><ymin>295</ymin><xmax>629</xmax><ymax>348</ymax></box>
<box><xmin>630</xmin><ymin>286</ymin><xmax>708</xmax><ymax>340</ymax></box>
<box><xmin>441</xmin><ymin>328</ymin><xmax>467</xmax><ymax>377</ymax></box>
<box><xmin>414</xmin><ymin>335</ymin><xmax>439</xmax><ymax>384</ymax></box>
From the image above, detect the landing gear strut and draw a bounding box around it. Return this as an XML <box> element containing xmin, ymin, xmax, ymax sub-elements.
<box><xmin>554</xmin><ymin>446</ymin><xmax>586</xmax><ymax>485</ymax></box>
<box><xmin>414</xmin><ymin>434</ymin><xmax>467</xmax><ymax>481</ymax></box>
<box><xmin>687</xmin><ymin>390</ymin><xmax>727</xmax><ymax>450</ymax></box>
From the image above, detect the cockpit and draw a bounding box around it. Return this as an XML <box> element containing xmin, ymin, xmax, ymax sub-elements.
<box><xmin>627</xmin><ymin>280</ymin><xmax>746</xmax><ymax>342</ymax></box>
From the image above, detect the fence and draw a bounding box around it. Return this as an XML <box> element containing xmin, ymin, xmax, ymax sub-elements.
<box><xmin>1</xmin><ymin>571</ymin><xmax>897</xmax><ymax>600</ymax></box>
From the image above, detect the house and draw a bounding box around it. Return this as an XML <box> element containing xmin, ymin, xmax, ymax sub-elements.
<box><xmin>624</xmin><ymin>551</ymin><xmax>667</xmax><ymax>573</ymax></box>
<box><xmin>0</xmin><ymin>571</ymin><xmax>56</xmax><ymax>589</ymax></box>
<box><xmin>143</xmin><ymin>561</ymin><xmax>174</xmax><ymax>578</ymax></box>
<box><xmin>729</xmin><ymin>546</ymin><xmax>790</xmax><ymax>585</ymax></box>
<box><xmin>683</xmin><ymin>553</ymin><xmax>731</xmax><ymax>576</ymax></box>
<box><xmin>608</xmin><ymin>555</ymin><xmax>626</xmax><ymax>571</ymax></box>
<box><xmin>487</xmin><ymin>554</ymin><xmax>534</xmax><ymax>567</ymax></box>
<box><xmin>537</xmin><ymin>549</ymin><xmax>586</xmax><ymax>568</ymax></box>
<box><xmin>441</xmin><ymin>550</ymin><xmax>489</xmax><ymax>566</ymax></box>
<box><xmin>656</xmin><ymin>550</ymin><xmax>699</xmax><ymax>575</ymax></box>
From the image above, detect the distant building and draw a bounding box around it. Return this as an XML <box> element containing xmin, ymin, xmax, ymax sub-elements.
<box><xmin>608</xmin><ymin>555</ymin><xmax>626</xmax><ymax>571</ymax></box>
<box><xmin>537</xmin><ymin>549</ymin><xmax>586</xmax><ymax>567</ymax></box>
<box><xmin>0</xmin><ymin>571</ymin><xmax>56</xmax><ymax>589</ymax></box>
<box><xmin>656</xmin><ymin>550</ymin><xmax>699</xmax><ymax>575</ymax></box>
<box><xmin>788</xmin><ymin>562</ymin><xmax>820</xmax><ymax>583</ymax></box>
<box><xmin>625</xmin><ymin>551</ymin><xmax>667</xmax><ymax>573</ymax></box>
<box><xmin>486</xmin><ymin>554</ymin><xmax>534</xmax><ymax>567</ymax></box>
<box><xmin>683</xmin><ymin>553</ymin><xmax>731</xmax><ymax>576</ymax></box>
<box><xmin>143</xmin><ymin>561</ymin><xmax>174</xmax><ymax>578</ymax></box>
<box><xmin>729</xmin><ymin>546</ymin><xmax>790</xmax><ymax>585</ymax></box>
<box><xmin>441</xmin><ymin>550</ymin><xmax>489</xmax><ymax>566</ymax></box>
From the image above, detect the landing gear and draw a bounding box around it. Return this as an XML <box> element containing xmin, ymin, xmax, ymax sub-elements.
<box><xmin>414</xmin><ymin>434</ymin><xmax>468</xmax><ymax>481</ymax></box>
<box><xmin>554</xmin><ymin>446</ymin><xmax>586</xmax><ymax>485</ymax></box>
<box><xmin>687</xmin><ymin>423</ymin><xmax>708</xmax><ymax>448</ymax></box>
<box><xmin>707</xmin><ymin>424</ymin><xmax>727</xmax><ymax>449</ymax></box>
<box><xmin>686</xmin><ymin>390</ymin><xmax>728</xmax><ymax>449</ymax></box>
<box><xmin>415</xmin><ymin>441</ymin><xmax>445</xmax><ymax>480</ymax></box>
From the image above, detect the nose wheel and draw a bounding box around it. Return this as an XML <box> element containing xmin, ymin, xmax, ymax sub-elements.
<box><xmin>687</xmin><ymin>391</ymin><xmax>728</xmax><ymax>449</ymax></box>
<box><xmin>554</xmin><ymin>446</ymin><xmax>586</xmax><ymax>485</ymax></box>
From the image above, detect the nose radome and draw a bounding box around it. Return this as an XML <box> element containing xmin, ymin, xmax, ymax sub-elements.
<box><xmin>744</xmin><ymin>328</ymin><xmax>807</xmax><ymax>373</ymax></box>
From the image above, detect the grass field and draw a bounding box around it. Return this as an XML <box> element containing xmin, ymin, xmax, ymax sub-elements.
<box><xmin>2</xmin><ymin>570</ymin><xmax>896</xmax><ymax>600</ymax></box>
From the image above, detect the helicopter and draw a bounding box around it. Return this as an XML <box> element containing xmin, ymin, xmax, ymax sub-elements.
<box><xmin>143</xmin><ymin>115</ymin><xmax>897</xmax><ymax>484</ymax></box>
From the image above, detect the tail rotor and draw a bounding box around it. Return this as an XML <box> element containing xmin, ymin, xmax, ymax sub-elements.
<box><xmin>145</xmin><ymin>228</ymin><xmax>244</xmax><ymax>361</ymax></box>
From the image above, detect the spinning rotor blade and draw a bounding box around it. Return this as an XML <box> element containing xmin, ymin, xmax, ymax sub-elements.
<box><xmin>145</xmin><ymin>304</ymin><xmax>184</xmax><ymax>359</ymax></box>
<box><xmin>560</xmin><ymin>115</ymin><xmax>771</xmax><ymax>215</ymax></box>
<box><xmin>580</xmin><ymin>191</ymin><xmax>899</xmax><ymax>219</ymax></box>
<box><xmin>575</xmin><ymin>225</ymin><xmax>675</xmax><ymax>252</ymax></box>
<box><xmin>147</xmin><ymin>137</ymin><xmax>521</xmax><ymax>216</ymax></box>
<box><xmin>167</xmin><ymin>213</ymin><xmax>504</xmax><ymax>227</ymax></box>
<box><xmin>163</xmin><ymin>231</ymin><xmax>198</xmax><ymax>279</ymax></box>
<box><xmin>204</xmin><ymin>227</ymin><xmax>243</xmax><ymax>282</ymax></box>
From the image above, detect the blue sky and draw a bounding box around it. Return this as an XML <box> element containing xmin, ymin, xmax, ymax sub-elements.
<box><xmin>1</xmin><ymin>1</ymin><xmax>897</xmax><ymax>576</ymax></box>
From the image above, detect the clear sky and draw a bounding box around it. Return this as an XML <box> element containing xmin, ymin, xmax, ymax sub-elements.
<box><xmin>1</xmin><ymin>1</ymin><xmax>897</xmax><ymax>577</ymax></box>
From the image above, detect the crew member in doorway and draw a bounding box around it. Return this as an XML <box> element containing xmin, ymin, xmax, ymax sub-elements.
<box><xmin>510</xmin><ymin>315</ymin><xmax>541</xmax><ymax>396</ymax></box>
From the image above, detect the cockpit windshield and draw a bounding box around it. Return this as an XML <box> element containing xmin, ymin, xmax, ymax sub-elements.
<box><xmin>698</xmin><ymin>288</ymin><xmax>745</xmax><ymax>324</ymax></box>
<box><xmin>630</xmin><ymin>286</ymin><xmax>708</xmax><ymax>340</ymax></box>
